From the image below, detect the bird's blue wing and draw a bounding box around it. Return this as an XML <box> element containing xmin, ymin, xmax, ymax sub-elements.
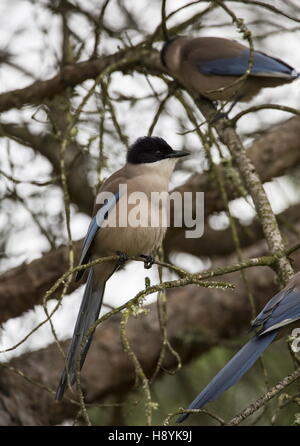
<box><xmin>257</xmin><ymin>288</ymin><xmax>300</xmax><ymax>334</ymax></box>
<box><xmin>197</xmin><ymin>49</ymin><xmax>298</xmax><ymax>78</ymax></box>
<box><xmin>176</xmin><ymin>329</ymin><xmax>277</xmax><ymax>423</ymax></box>
<box><xmin>177</xmin><ymin>279</ymin><xmax>300</xmax><ymax>423</ymax></box>
<box><xmin>75</xmin><ymin>191</ymin><xmax>120</xmax><ymax>281</ymax></box>
<box><xmin>251</xmin><ymin>287</ymin><xmax>287</xmax><ymax>329</ymax></box>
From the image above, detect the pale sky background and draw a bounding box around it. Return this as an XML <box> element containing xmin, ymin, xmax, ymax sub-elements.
<box><xmin>1</xmin><ymin>0</ymin><xmax>300</xmax><ymax>361</ymax></box>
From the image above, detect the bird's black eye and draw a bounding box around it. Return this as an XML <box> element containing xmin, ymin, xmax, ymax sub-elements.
<box><xmin>155</xmin><ymin>149</ymin><xmax>162</xmax><ymax>154</ymax></box>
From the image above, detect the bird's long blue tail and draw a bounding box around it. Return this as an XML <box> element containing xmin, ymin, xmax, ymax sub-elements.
<box><xmin>55</xmin><ymin>267</ymin><xmax>105</xmax><ymax>400</ymax></box>
<box><xmin>177</xmin><ymin>329</ymin><xmax>278</xmax><ymax>423</ymax></box>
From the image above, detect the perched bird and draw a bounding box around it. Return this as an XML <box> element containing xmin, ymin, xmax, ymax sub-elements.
<box><xmin>55</xmin><ymin>136</ymin><xmax>189</xmax><ymax>400</ymax></box>
<box><xmin>177</xmin><ymin>272</ymin><xmax>300</xmax><ymax>423</ymax></box>
<box><xmin>161</xmin><ymin>36</ymin><xmax>299</xmax><ymax>102</ymax></box>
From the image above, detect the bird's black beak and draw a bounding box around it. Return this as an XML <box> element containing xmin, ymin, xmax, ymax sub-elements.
<box><xmin>168</xmin><ymin>150</ymin><xmax>190</xmax><ymax>158</ymax></box>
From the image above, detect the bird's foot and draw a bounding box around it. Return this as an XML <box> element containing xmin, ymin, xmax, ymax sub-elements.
<box><xmin>140</xmin><ymin>254</ymin><xmax>155</xmax><ymax>269</ymax></box>
<box><xmin>210</xmin><ymin>96</ymin><xmax>242</xmax><ymax>125</ymax></box>
<box><xmin>116</xmin><ymin>251</ymin><xmax>129</xmax><ymax>265</ymax></box>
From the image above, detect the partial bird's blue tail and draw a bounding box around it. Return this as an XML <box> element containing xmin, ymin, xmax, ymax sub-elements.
<box><xmin>55</xmin><ymin>267</ymin><xmax>105</xmax><ymax>400</ymax></box>
<box><xmin>177</xmin><ymin>329</ymin><xmax>278</xmax><ymax>423</ymax></box>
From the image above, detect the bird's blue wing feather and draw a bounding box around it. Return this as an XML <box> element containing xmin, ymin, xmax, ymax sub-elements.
<box><xmin>177</xmin><ymin>330</ymin><xmax>277</xmax><ymax>423</ymax></box>
<box><xmin>76</xmin><ymin>191</ymin><xmax>120</xmax><ymax>281</ymax></box>
<box><xmin>177</xmin><ymin>281</ymin><xmax>300</xmax><ymax>423</ymax></box>
<box><xmin>251</xmin><ymin>288</ymin><xmax>288</xmax><ymax>329</ymax></box>
<box><xmin>55</xmin><ymin>267</ymin><xmax>106</xmax><ymax>400</ymax></box>
<box><xmin>197</xmin><ymin>49</ymin><xmax>297</xmax><ymax>78</ymax></box>
<box><xmin>56</xmin><ymin>191</ymin><xmax>120</xmax><ymax>399</ymax></box>
<box><xmin>258</xmin><ymin>288</ymin><xmax>300</xmax><ymax>334</ymax></box>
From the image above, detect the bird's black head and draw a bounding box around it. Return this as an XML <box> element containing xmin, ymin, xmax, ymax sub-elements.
<box><xmin>127</xmin><ymin>136</ymin><xmax>189</xmax><ymax>164</ymax></box>
<box><xmin>160</xmin><ymin>35</ymin><xmax>181</xmax><ymax>66</ymax></box>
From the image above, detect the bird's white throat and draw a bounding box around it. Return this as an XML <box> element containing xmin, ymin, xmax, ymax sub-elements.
<box><xmin>138</xmin><ymin>157</ymin><xmax>178</xmax><ymax>179</ymax></box>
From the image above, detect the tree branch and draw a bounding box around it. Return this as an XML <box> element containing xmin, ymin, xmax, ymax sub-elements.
<box><xmin>1</xmin><ymin>203</ymin><xmax>300</xmax><ymax>325</ymax></box>
<box><xmin>193</xmin><ymin>95</ymin><xmax>294</xmax><ymax>283</ymax></box>
<box><xmin>3</xmin><ymin>245</ymin><xmax>299</xmax><ymax>426</ymax></box>
<box><xmin>0</xmin><ymin>49</ymin><xmax>152</xmax><ymax>113</ymax></box>
<box><xmin>0</xmin><ymin>123</ymin><xmax>94</xmax><ymax>214</ymax></box>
